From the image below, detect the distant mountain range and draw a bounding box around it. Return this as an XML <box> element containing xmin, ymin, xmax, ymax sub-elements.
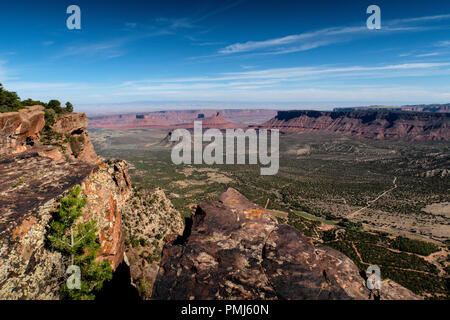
<box><xmin>88</xmin><ymin>109</ymin><xmax>277</xmax><ymax>129</ymax></box>
<box><xmin>88</xmin><ymin>105</ymin><xmax>450</xmax><ymax>141</ymax></box>
<box><xmin>261</xmin><ymin>110</ymin><xmax>449</xmax><ymax>141</ymax></box>
<box><xmin>334</xmin><ymin>103</ymin><xmax>450</xmax><ymax>113</ymax></box>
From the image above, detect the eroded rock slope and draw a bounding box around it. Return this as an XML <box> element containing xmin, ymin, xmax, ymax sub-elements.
<box><xmin>152</xmin><ymin>188</ymin><xmax>420</xmax><ymax>300</ymax></box>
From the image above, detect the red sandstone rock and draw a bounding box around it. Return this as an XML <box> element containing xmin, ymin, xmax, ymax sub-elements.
<box><xmin>152</xmin><ymin>188</ymin><xmax>421</xmax><ymax>300</ymax></box>
<box><xmin>261</xmin><ymin>110</ymin><xmax>450</xmax><ymax>141</ymax></box>
<box><xmin>0</xmin><ymin>105</ymin><xmax>45</xmax><ymax>155</ymax></box>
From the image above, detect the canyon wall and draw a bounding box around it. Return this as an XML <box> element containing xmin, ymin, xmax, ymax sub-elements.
<box><xmin>0</xmin><ymin>108</ymin><xmax>131</xmax><ymax>299</ymax></box>
<box><xmin>262</xmin><ymin>110</ymin><xmax>450</xmax><ymax>141</ymax></box>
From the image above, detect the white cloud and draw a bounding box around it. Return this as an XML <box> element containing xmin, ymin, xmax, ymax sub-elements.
<box><xmin>438</xmin><ymin>40</ymin><xmax>450</xmax><ymax>47</ymax></box>
<box><xmin>416</xmin><ymin>52</ymin><xmax>440</xmax><ymax>57</ymax></box>
<box><xmin>0</xmin><ymin>60</ymin><xmax>12</xmax><ymax>81</ymax></box>
<box><xmin>217</xmin><ymin>14</ymin><xmax>450</xmax><ymax>56</ymax></box>
<box><xmin>124</xmin><ymin>22</ymin><xmax>137</xmax><ymax>28</ymax></box>
<box><xmin>106</xmin><ymin>62</ymin><xmax>450</xmax><ymax>106</ymax></box>
<box><xmin>389</xmin><ymin>14</ymin><xmax>450</xmax><ymax>25</ymax></box>
<box><xmin>218</xmin><ymin>26</ymin><xmax>366</xmax><ymax>54</ymax></box>
<box><xmin>4</xmin><ymin>62</ymin><xmax>450</xmax><ymax>106</ymax></box>
<box><xmin>123</xmin><ymin>62</ymin><xmax>450</xmax><ymax>86</ymax></box>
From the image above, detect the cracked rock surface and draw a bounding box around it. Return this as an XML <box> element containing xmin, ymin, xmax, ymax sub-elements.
<box><xmin>152</xmin><ymin>188</ymin><xmax>420</xmax><ymax>300</ymax></box>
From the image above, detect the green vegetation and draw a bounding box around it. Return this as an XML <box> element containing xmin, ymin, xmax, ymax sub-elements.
<box><xmin>0</xmin><ymin>84</ymin><xmax>76</xmax><ymax>147</ymax></box>
<box><xmin>48</xmin><ymin>99</ymin><xmax>63</xmax><ymax>114</ymax></box>
<box><xmin>391</xmin><ymin>236</ymin><xmax>440</xmax><ymax>256</ymax></box>
<box><xmin>47</xmin><ymin>185</ymin><xmax>112</xmax><ymax>300</ymax></box>
<box><xmin>0</xmin><ymin>83</ymin><xmax>22</xmax><ymax>112</ymax></box>
<box><xmin>68</xmin><ymin>135</ymin><xmax>84</xmax><ymax>156</ymax></box>
<box><xmin>322</xmin><ymin>227</ymin><xmax>448</xmax><ymax>298</ymax></box>
<box><xmin>337</xmin><ymin>218</ymin><xmax>363</xmax><ymax>231</ymax></box>
<box><xmin>1</xmin><ymin>83</ymin><xmax>74</xmax><ymax>115</ymax></box>
<box><xmin>89</xmin><ymin>128</ymin><xmax>450</xmax><ymax>299</ymax></box>
<box><xmin>65</xmin><ymin>102</ymin><xmax>74</xmax><ymax>113</ymax></box>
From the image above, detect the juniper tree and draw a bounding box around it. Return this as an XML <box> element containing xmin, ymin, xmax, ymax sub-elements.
<box><xmin>48</xmin><ymin>185</ymin><xmax>112</xmax><ymax>300</ymax></box>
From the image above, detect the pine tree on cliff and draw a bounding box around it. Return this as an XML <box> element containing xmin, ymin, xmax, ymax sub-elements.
<box><xmin>48</xmin><ymin>99</ymin><xmax>63</xmax><ymax>114</ymax></box>
<box><xmin>65</xmin><ymin>102</ymin><xmax>74</xmax><ymax>113</ymax></box>
<box><xmin>0</xmin><ymin>83</ymin><xmax>23</xmax><ymax>112</ymax></box>
<box><xmin>48</xmin><ymin>185</ymin><xmax>113</xmax><ymax>300</ymax></box>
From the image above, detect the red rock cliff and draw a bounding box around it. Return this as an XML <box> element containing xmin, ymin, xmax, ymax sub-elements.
<box><xmin>262</xmin><ymin>110</ymin><xmax>450</xmax><ymax>141</ymax></box>
<box><xmin>0</xmin><ymin>109</ymin><xmax>130</xmax><ymax>299</ymax></box>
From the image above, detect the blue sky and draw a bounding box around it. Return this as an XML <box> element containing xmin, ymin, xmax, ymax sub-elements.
<box><xmin>1</xmin><ymin>0</ymin><xmax>450</xmax><ymax>112</ymax></box>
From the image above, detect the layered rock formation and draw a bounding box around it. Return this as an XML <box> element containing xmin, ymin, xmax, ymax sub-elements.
<box><xmin>174</xmin><ymin>112</ymin><xmax>238</xmax><ymax>129</ymax></box>
<box><xmin>0</xmin><ymin>150</ymin><xmax>132</xmax><ymax>298</ymax></box>
<box><xmin>88</xmin><ymin>109</ymin><xmax>277</xmax><ymax>129</ymax></box>
<box><xmin>122</xmin><ymin>188</ymin><xmax>184</xmax><ymax>299</ymax></box>
<box><xmin>0</xmin><ymin>106</ymin><xmax>45</xmax><ymax>154</ymax></box>
<box><xmin>152</xmin><ymin>188</ymin><xmax>420</xmax><ymax>300</ymax></box>
<box><xmin>262</xmin><ymin>110</ymin><xmax>450</xmax><ymax>141</ymax></box>
<box><xmin>335</xmin><ymin>104</ymin><xmax>450</xmax><ymax>113</ymax></box>
<box><xmin>51</xmin><ymin>112</ymin><xmax>98</xmax><ymax>164</ymax></box>
<box><xmin>0</xmin><ymin>110</ymin><xmax>131</xmax><ymax>299</ymax></box>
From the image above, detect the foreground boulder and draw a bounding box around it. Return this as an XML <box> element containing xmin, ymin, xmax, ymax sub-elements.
<box><xmin>152</xmin><ymin>188</ymin><xmax>420</xmax><ymax>300</ymax></box>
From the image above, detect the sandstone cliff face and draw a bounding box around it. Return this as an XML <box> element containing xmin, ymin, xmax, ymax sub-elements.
<box><xmin>122</xmin><ymin>188</ymin><xmax>184</xmax><ymax>299</ymax></box>
<box><xmin>262</xmin><ymin>110</ymin><xmax>450</xmax><ymax>141</ymax></box>
<box><xmin>80</xmin><ymin>160</ymin><xmax>132</xmax><ymax>270</ymax></box>
<box><xmin>0</xmin><ymin>106</ymin><xmax>45</xmax><ymax>155</ymax></box>
<box><xmin>0</xmin><ymin>106</ymin><xmax>98</xmax><ymax>164</ymax></box>
<box><xmin>0</xmin><ymin>110</ymin><xmax>130</xmax><ymax>299</ymax></box>
<box><xmin>152</xmin><ymin>188</ymin><xmax>420</xmax><ymax>300</ymax></box>
<box><xmin>52</xmin><ymin>112</ymin><xmax>98</xmax><ymax>164</ymax></box>
<box><xmin>88</xmin><ymin>109</ymin><xmax>276</xmax><ymax>129</ymax></box>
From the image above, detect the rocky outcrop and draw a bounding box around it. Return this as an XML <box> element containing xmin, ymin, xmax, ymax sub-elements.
<box><xmin>88</xmin><ymin>109</ymin><xmax>276</xmax><ymax>129</ymax></box>
<box><xmin>122</xmin><ymin>188</ymin><xmax>184</xmax><ymax>299</ymax></box>
<box><xmin>174</xmin><ymin>112</ymin><xmax>238</xmax><ymax>129</ymax></box>
<box><xmin>0</xmin><ymin>106</ymin><xmax>45</xmax><ymax>155</ymax></box>
<box><xmin>0</xmin><ymin>107</ymin><xmax>98</xmax><ymax>164</ymax></box>
<box><xmin>335</xmin><ymin>104</ymin><xmax>450</xmax><ymax>113</ymax></box>
<box><xmin>152</xmin><ymin>188</ymin><xmax>420</xmax><ymax>300</ymax></box>
<box><xmin>262</xmin><ymin>110</ymin><xmax>450</xmax><ymax>141</ymax></box>
<box><xmin>0</xmin><ymin>108</ymin><xmax>131</xmax><ymax>299</ymax></box>
<box><xmin>0</xmin><ymin>150</ymin><xmax>132</xmax><ymax>299</ymax></box>
<box><xmin>80</xmin><ymin>160</ymin><xmax>132</xmax><ymax>270</ymax></box>
<box><xmin>52</xmin><ymin>113</ymin><xmax>98</xmax><ymax>164</ymax></box>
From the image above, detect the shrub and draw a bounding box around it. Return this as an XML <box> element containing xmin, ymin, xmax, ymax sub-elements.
<box><xmin>65</xmin><ymin>102</ymin><xmax>73</xmax><ymax>113</ymax></box>
<box><xmin>48</xmin><ymin>99</ymin><xmax>63</xmax><ymax>114</ymax></box>
<box><xmin>47</xmin><ymin>185</ymin><xmax>112</xmax><ymax>300</ymax></box>
<box><xmin>0</xmin><ymin>83</ymin><xmax>23</xmax><ymax>112</ymax></box>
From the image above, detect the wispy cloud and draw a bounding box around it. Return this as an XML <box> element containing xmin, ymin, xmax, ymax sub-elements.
<box><xmin>0</xmin><ymin>60</ymin><xmax>16</xmax><ymax>81</ymax></box>
<box><xmin>192</xmin><ymin>0</ymin><xmax>247</xmax><ymax>23</ymax></box>
<box><xmin>218</xmin><ymin>26</ymin><xmax>365</xmax><ymax>54</ymax></box>
<box><xmin>438</xmin><ymin>40</ymin><xmax>450</xmax><ymax>47</ymax></box>
<box><xmin>217</xmin><ymin>14</ymin><xmax>450</xmax><ymax>56</ymax></box>
<box><xmin>124</xmin><ymin>22</ymin><xmax>137</xmax><ymax>29</ymax></box>
<box><xmin>54</xmin><ymin>29</ymin><xmax>171</xmax><ymax>59</ymax></box>
<box><xmin>5</xmin><ymin>61</ymin><xmax>450</xmax><ymax>106</ymax></box>
<box><xmin>389</xmin><ymin>14</ymin><xmax>450</xmax><ymax>25</ymax></box>
<box><xmin>416</xmin><ymin>52</ymin><xmax>440</xmax><ymax>57</ymax></box>
<box><xmin>0</xmin><ymin>60</ymin><xmax>8</xmax><ymax>80</ymax></box>
<box><xmin>123</xmin><ymin>62</ymin><xmax>450</xmax><ymax>86</ymax></box>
